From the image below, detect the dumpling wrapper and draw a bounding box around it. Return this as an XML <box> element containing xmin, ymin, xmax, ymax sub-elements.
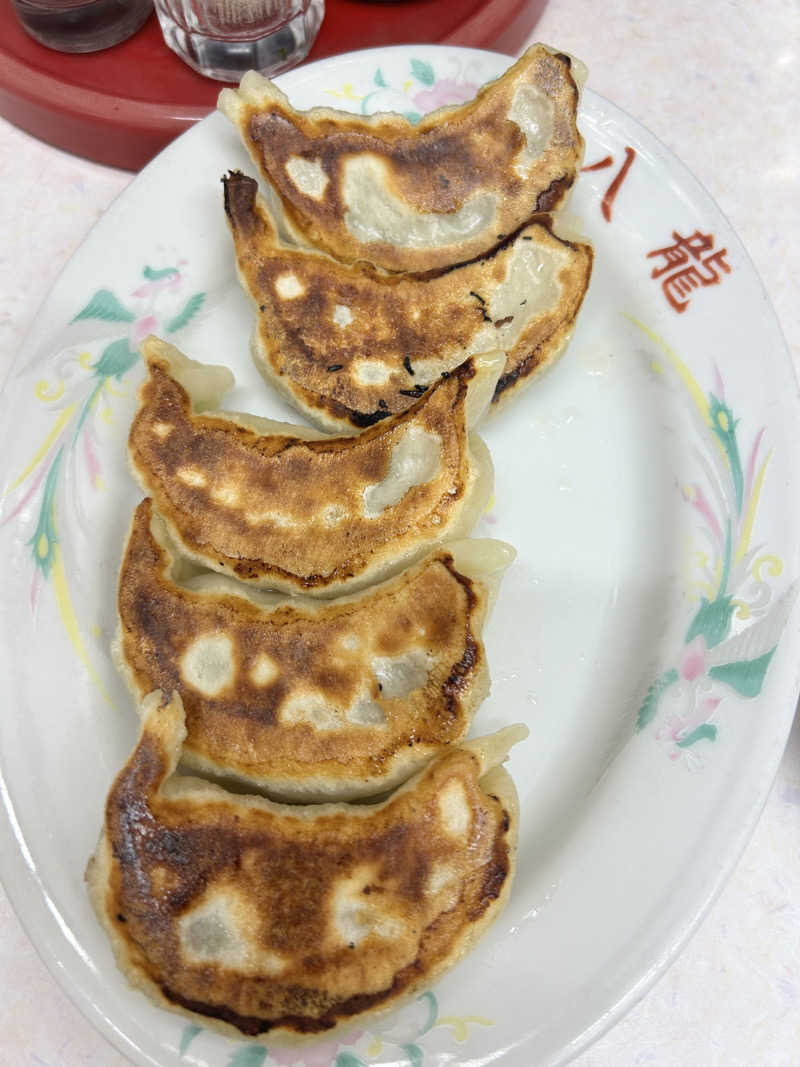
<box><xmin>87</xmin><ymin>691</ymin><xmax>526</xmax><ymax>1039</ymax></box>
<box><xmin>218</xmin><ymin>44</ymin><xmax>585</xmax><ymax>273</ymax></box>
<box><xmin>128</xmin><ymin>337</ymin><xmax>500</xmax><ymax>597</ymax></box>
<box><xmin>223</xmin><ymin>171</ymin><xmax>593</xmax><ymax>432</ymax></box>
<box><xmin>115</xmin><ymin>497</ymin><xmax>516</xmax><ymax>800</ymax></box>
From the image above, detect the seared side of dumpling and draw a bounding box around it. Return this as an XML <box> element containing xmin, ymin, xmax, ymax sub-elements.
<box><xmin>218</xmin><ymin>44</ymin><xmax>585</xmax><ymax>272</ymax></box>
<box><xmin>223</xmin><ymin>172</ymin><xmax>593</xmax><ymax>432</ymax></box>
<box><xmin>114</xmin><ymin>498</ymin><xmax>515</xmax><ymax>800</ymax></box>
<box><xmin>127</xmin><ymin>337</ymin><xmax>500</xmax><ymax>597</ymax></box>
<box><xmin>87</xmin><ymin>691</ymin><xmax>526</xmax><ymax>1038</ymax></box>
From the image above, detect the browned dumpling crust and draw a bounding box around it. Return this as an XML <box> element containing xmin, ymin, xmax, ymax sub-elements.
<box><xmin>218</xmin><ymin>45</ymin><xmax>585</xmax><ymax>273</ymax></box>
<box><xmin>115</xmin><ymin>498</ymin><xmax>515</xmax><ymax>800</ymax></box>
<box><xmin>87</xmin><ymin>692</ymin><xmax>525</xmax><ymax>1038</ymax></box>
<box><xmin>127</xmin><ymin>337</ymin><xmax>501</xmax><ymax>596</ymax></box>
<box><xmin>223</xmin><ymin>172</ymin><xmax>593</xmax><ymax>432</ymax></box>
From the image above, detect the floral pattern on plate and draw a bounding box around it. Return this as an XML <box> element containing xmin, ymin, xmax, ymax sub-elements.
<box><xmin>0</xmin><ymin>263</ymin><xmax>204</xmax><ymax>694</ymax></box>
<box><xmin>325</xmin><ymin>56</ymin><xmax>483</xmax><ymax>121</ymax></box>
<box><xmin>633</xmin><ymin>318</ymin><xmax>796</xmax><ymax>766</ymax></box>
<box><xmin>179</xmin><ymin>992</ymin><xmax>492</xmax><ymax>1067</ymax></box>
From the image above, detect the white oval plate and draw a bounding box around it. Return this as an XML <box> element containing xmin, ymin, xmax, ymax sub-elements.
<box><xmin>1</xmin><ymin>45</ymin><xmax>799</xmax><ymax>1067</ymax></box>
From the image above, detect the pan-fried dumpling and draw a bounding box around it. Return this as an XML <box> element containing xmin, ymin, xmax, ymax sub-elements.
<box><xmin>223</xmin><ymin>171</ymin><xmax>593</xmax><ymax>432</ymax></box>
<box><xmin>128</xmin><ymin>337</ymin><xmax>500</xmax><ymax>597</ymax></box>
<box><xmin>218</xmin><ymin>44</ymin><xmax>585</xmax><ymax>273</ymax></box>
<box><xmin>87</xmin><ymin>691</ymin><xmax>526</xmax><ymax>1038</ymax></box>
<box><xmin>114</xmin><ymin>497</ymin><xmax>515</xmax><ymax>800</ymax></box>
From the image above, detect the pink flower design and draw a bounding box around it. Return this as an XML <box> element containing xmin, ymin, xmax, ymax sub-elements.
<box><xmin>413</xmin><ymin>79</ymin><xmax>479</xmax><ymax>112</ymax></box>
<box><xmin>131</xmin><ymin>271</ymin><xmax>183</xmax><ymax>300</ymax></box>
<box><xmin>679</xmin><ymin>635</ymin><xmax>707</xmax><ymax>682</ymax></box>
<box><xmin>266</xmin><ymin>1033</ymin><xmax>363</xmax><ymax>1067</ymax></box>
<box><xmin>130</xmin><ymin>314</ymin><xmax>159</xmax><ymax>348</ymax></box>
<box><xmin>656</xmin><ymin>691</ymin><xmax>722</xmax><ymax>758</ymax></box>
<box><xmin>696</xmin><ymin>695</ymin><xmax>722</xmax><ymax>718</ymax></box>
<box><xmin>82</xmin><ymin>421</ymin><xmax>102</xmax><ymax>489</ymax></box>
<box><xmin>656</xmin><ymin>713</ymin><xmax>683</xmax><ymax>744</ymax></box>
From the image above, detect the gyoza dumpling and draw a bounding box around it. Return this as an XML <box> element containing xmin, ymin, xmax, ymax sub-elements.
<box><xmin>128</xmin><ymin>337</ymin><xmax>501</xmax><ymax>596</ymax></box>
<box><xmin>115</xmin><ymin>497</ymin><xmax>515</xmax><ymax>800</ymax></box>
<box><xmin>224</xmin><ymin>171</ymin><xmax>593</xmax><ymax>432</ymax></box>
<box><xmin>218</xmin><ymin>44</ymin><xmax>585</xmax><ymax>273</ymax></box>
<box><xmin>87</xmin><ymin>690</ymin><xmax>526</xmax><ymax>1038</ymax></box>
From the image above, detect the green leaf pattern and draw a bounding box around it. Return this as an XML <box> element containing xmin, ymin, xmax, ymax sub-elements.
<box><xmin>676</xmin><ymin>723</ymin><xmax>718</xmax><ymax>747</ymax></box>
<box><xmin>90</xmin><ymin>337</ymin><xmax>139</xmax><ymax>381</ymax></box>
<box><xmin>417</xmin><ymin>990</ymin><xmax>438</xmax><ymax>1035</ymax></box>
<box><xmin>402</xmin><ymin>1044</ymin><xmax>424</xmax><ymax>1067</ymax></box>
<box><xmin>685</xmin><ymin>594</ymin><xmax>735</xmax><ymax>650</ymax></box>
<box><xmin>144</xmin><ymin>265</ymin><xmax>179</xmax><ymax>281</ymax></box>
<box><xmin>179</xmin><ymin>1023</ymin><xmax>202</xmax><ymax>1055</ymax></box>
<box><xmin>166</xmin><ymin>292</ymin><xmax>205</xmax><ymax>333</ymax></box>
<box><xmin>708</xmin><ymin>650</ymin><xmax>776</xmax><ymax>697</ymax></box>
<box><xmin>27</xmin><ymin>447</ymin><xmax>63</xmax><ymax>579</ymax></box>
<box><xmin>709</xmin><ymin>394</ymin><xmax>743</xmax><ymax>512</ymax></box>
<box><xmin>636</xmin><ymin>668</ymin><xmax>679</xmax><ymax>731</ymax></box>
<box><xmin>228</xmin><ymin>1047</ymin><xmax>268</xmax><ymax>1067</ymax></box>
<box><xmin>334</xmin><ymin>1053</ymin><xmax>368</xmax><ymax>1067</ymax></box>
<box><xmin>71</xmin><ymin>289</ymin><xmax>135</xmax><ymax>324</ymax></box>
<box><xmin>410</xmin><ymin>59</ymin><xmax>435</xmax><ymax>86</ymax></box>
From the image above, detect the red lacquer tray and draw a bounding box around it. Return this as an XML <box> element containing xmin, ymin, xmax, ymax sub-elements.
<box><xmin>0</xmin><ymin>0</ymin><xmax>545</xmax><ymax>171</ymax></box>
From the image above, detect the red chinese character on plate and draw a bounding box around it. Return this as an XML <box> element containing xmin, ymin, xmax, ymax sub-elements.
<box><xmin>647</xmin><ymin>231</ymin><xmax>731</xmax><ymax>313</ymax></box>
<box><xmin>581</xmin><ymin>147</ymin><xmax>637</xmax><ymax>222</ymax></box>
